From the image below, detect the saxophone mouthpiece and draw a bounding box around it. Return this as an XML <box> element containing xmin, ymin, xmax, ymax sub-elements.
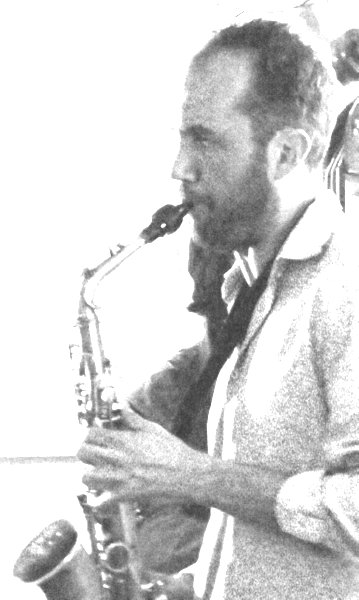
<box><xmin>140</xmin><ymin>201</ymin><xmax>193</xmax><ymax>243</ymax></box>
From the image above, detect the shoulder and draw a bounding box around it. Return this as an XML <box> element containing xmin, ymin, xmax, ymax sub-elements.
<box><xmin>310</xmin><ymin>214</ymin><xmax>359</xmax><ymax>339</ymax></box>
<box><xmin>321</xmin><ymin>211</ymin><xmax>359</xmax><ymax>283</ymax></box>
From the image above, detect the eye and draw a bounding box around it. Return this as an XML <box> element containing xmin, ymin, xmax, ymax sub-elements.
<box><xmin>179</xmin><ymin>126</ymin><xmax>215</xmax><ymax>149</ymax></box>
<box><xmin>192</xmin><ymin>131</ymin><xmax>211</xmax><ymax>147</ymax></box>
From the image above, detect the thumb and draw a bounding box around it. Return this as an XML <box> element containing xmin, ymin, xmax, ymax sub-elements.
<box><xmin>119</xmin><ymin>407</ymin><xmax>146</xmax><ymax>430</ymax></box>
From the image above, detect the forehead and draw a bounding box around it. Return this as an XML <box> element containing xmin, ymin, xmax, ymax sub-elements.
<box><xmin>182</xmin><ymin>50</ymin><xmax>256</xmax><ymax>127</ymax></box>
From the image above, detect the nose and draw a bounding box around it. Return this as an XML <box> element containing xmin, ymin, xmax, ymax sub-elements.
<box><xmin>171</xmin><ymin>141</ymin><xmax>200</xmax><ymax>183</ymax></box>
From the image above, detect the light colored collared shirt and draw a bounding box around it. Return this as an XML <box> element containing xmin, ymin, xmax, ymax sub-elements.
<box><xmin>194</xmin><ymin>192</ymin><xmax>359</xmax><ymax>600</ymax></box>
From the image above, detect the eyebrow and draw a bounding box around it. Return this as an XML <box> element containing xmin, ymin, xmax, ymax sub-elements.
<box><xmin>180</xmin><ymin>124</ymin><xmax>217</xmax><ymax>139</ymax></box>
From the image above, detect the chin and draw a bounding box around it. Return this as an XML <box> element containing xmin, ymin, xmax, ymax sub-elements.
<box><xmin>193</xmin><ymin>216</ymin><xmax>249</xmax><ymax>254</ymax></box>
<box><xmin>194</xmin><ymin>231</ymin><xmax>234</xmax><ymax>256</ymax></box>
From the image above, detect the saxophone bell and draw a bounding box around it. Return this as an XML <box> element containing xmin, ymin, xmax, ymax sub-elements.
<box><xmin>13</xmin><ymin>520</ymin><xmax>103</xmax><ymax>600</ymax></box>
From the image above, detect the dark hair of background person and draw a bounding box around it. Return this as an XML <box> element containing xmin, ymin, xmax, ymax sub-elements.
<box><xmin>332</xmin><ymin>29</ymin><xmax>359</xmax><ymax>85</ymax></box>
<box><xmin>325</xmin><ymin>29</ymin><xmax>359</xmax><ymax>167</ymax></box>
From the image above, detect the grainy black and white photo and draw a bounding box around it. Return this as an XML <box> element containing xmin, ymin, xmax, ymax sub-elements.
<box><xmin>1</xmin><ymin>1</ymin><xmax>359</xmax><ymax>599</ymax></box>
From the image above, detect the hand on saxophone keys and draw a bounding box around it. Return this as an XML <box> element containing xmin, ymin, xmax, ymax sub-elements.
<box><xmin>77</xmin><ymin>408</ymin><xmax>208</xmax><ymax>504</ymax></box>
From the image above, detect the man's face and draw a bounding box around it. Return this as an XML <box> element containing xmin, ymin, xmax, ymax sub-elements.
<box><xmin>172</xmin><ymin>50</ymin><xmax>274</xmax><ymax>254</ymax></box>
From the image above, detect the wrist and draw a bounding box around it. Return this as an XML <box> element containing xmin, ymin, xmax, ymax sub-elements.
<box><xmin>177</xmin><ymin>450</ymin><xmax>223</xmax><ymax>506</ymax></box>
<box><xmin>181</xmin><ymin>455</ymin><xmax>290</xmax><ymax>526</ymax></box>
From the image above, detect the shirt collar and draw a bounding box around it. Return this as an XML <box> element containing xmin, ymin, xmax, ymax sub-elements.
<box><xmin>222</xmin><ymin>190</ymin><xmax>343</xmax><ymax>304</ymax></box>
<box><xmin>278</xmin><ymin>190</ymin><xmax>343</xmax><ymax>261</ymax></box>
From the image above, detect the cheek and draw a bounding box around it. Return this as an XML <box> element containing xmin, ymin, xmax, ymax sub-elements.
<box><xmin>200</xmin><ymin>144</ymin><xmax>229</xmax><ymax>176</ymax></box>
<box><xmin>204</xmin><ymin>145</ymin><xmax>254</xmax><ymax>188</ymax></box>
<box><xmin>199</xmin><ymin>161</ymin><xmax>234</xmax><ymax>204</ymax></box>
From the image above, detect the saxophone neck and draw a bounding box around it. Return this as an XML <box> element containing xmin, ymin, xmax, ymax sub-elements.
<box><xmin>80</xmin><ymin>238</ymin><xmax>144</xmax><ymax>313</ymax></box>
<box><xmin>80</xmin><ymin>201</ymin><xmax>192</xmax><ymax>310</ymax></box>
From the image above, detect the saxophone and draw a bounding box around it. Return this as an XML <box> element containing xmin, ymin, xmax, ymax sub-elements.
<box><xmin>13</xmin><ymin>201</ymin><xmax>193</xmax><ymax>600</ymax></box>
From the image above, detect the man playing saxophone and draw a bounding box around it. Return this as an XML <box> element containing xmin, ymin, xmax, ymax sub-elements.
<box><xmin>78</xmin><ymin>18</ymin><xmax>359</xmax><ymax>600</ymax></box>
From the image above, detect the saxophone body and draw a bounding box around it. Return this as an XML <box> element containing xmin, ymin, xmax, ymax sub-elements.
<box><xmin>13</xmin><ymin>202</ymin><xmax>192</xmax><ymax>600</ymax></box>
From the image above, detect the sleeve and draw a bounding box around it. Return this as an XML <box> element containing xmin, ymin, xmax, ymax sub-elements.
<box><xmin>276</xmin><ymin>263</ymin><xmax>359</xmax><ymax>557</ymax></box>
<box><xmin>127</xmin><ymin>338</ymin><xmax>210</xmax><ymax>432</ymax></box>
<box><xmin>276</xmin><ymin>469</ymin><xmax>359</xmax><ymax>556</ymax></box>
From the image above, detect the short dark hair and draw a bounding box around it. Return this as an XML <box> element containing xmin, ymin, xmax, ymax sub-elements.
<box><xmin>194</xmin><ymin>20</ymin><xmax>337</xmax><ymax>169</ymax></box>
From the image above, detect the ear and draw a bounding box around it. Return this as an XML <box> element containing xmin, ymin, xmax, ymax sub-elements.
<box><xmin>266</xmin><ymin>128</ymin><xmax>311</xmax><ymax>181</ymax></box>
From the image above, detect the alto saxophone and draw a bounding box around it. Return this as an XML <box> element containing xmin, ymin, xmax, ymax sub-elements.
<box><xmin>13</xmin><ymin>201</ymin><xmax>193</xmax><ymax>600</ymax></box>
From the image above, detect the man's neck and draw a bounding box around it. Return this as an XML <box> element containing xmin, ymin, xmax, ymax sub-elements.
<box><xmin>239</xmin><ymin>194</ymin><xmax>316</xmax><ymax>283</ymax></box>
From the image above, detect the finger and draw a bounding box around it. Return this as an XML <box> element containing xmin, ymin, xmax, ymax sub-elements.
<box><xmin>82</xmin><ymin>465</ymin><xmax>126</xmax><ymax>491</ymax></box>
<box><xmin>77</xmin><ymin>442</ymin><xmax>124</xmax><ymax>466</ymax></box>
<box><xmin>83</xmin><ymin>426</ymin><xmax>123</xmax><ymax>447</ymax></box>
<box><xmin>119</xmin><ymin>407</ymin><xmax>146</xmax><ymax>430</ymax></box>
<box><xmin>82</xmin><ymin>467</ymin><xmax>149</xmax><ymax>502</ymax></box>
<box><xmin>81</xmin><ymin>427</ymin><xmax>142</xmax><ymax>459</ymax></box>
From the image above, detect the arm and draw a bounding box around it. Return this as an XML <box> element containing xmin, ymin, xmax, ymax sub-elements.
<box><xmin>78</xmin><ymin>389</ymin><xmax>359</xmax><ymax>553</ymax></box>
<box><xmin>78</xmin><ymin>410</ymin><xmax>290</xmax><ymax>530</ymax></box>
<box><xmin>276</xmin><ymin>270</ymin><xmax>359</xmax><ymax>557</ymax></box>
